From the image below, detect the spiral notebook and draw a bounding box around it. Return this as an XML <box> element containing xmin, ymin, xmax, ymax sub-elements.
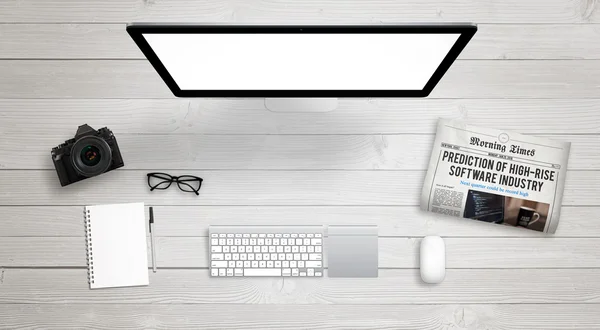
<box><xmin>84</xmin><ymin>202</ymin><xmax>149</xmax><ymax>289</ymax></box>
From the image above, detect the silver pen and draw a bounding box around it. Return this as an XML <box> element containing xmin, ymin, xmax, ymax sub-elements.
<box><xmin>149</xmin><ymin>207</ymin><xmax>157</xmax><ymax>272</ymax></box>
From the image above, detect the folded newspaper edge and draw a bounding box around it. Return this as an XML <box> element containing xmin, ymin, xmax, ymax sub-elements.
<box><xmin>420</xmin><ymin>119</ymin><xmax>571</xmax><ymax>234</ymax></box>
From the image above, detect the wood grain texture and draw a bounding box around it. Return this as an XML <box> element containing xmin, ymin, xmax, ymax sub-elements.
<box><xmin>2</xmin><ymin>269</ymin><xmax>600</xmax><ymax>304</ymax></box>
<box><xmin>0</xmin><ymin>134</ymin><xmax>593</xmax><ymax>170</ymax></box>
<box><xmin>1</xmin><ymin>206</ymin><xmax>596</xmax><ymax>238</ymax></box>
<box><xmin>1</xmin><ymin>0</ymin><xmax>599</xmax><ymax>23</ymax></box>
<box><xmin>3</xmin><ymin>24</ymin><xmax>600</xmax><ymax>60</ymax></box>
<box><xmin>0</xmin><ymin>170</ymin><xmax>595</xmax><ymax>206</ymax></box>
<box><xmin>2</xmin><ymin>237</ymin><xmax>600</xmax><ymax>268</ymax></box>
<box><xmin>4</xmin><ymin>304</ymin><xmax>600</xmax><ymax>330</ymax></box>
<box><xmin>1</xmin><ymin>60</ymin><xmax>600</xmax><ymax>98</ymax></box>
<box><xmin>1</xmin><ymin>99</ymin><xmax>599</xmax><ymax>135</ymax></box>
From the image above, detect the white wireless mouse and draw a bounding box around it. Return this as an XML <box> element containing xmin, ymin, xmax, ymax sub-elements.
<box><xmin>420</xmin><ymin>236</ymin><xmax>445</xmax><ymax>284</ymax></box>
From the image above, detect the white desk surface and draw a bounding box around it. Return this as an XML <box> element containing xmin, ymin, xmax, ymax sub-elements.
<box><xmin>1</xmin><ymin>1</ymin><xmax>600</xmax><ymax>329</ymax></box>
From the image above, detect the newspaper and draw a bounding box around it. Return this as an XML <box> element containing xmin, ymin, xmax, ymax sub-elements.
<box><xmin>420</xmin><ymin>119</ymin><xmax>571</xmax><ymax>233</ymax></box>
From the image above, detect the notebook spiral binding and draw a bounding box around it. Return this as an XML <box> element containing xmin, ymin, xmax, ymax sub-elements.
<box><xmin>84</xmin><ymin>207</ymin><xmax>94</xmax><ymax>285</ymax></box>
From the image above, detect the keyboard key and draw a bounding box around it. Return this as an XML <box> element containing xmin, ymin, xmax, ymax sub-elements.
<box><xmin>239</xmin><ymin>246</ymin><xmax>245</xmax><ymax>253</ymax></box>
<box><xmin>261</xmin><ymin>246</ymin><xmax>268</xmax><ymax>253</ymax></box>
<box><xmin>303</xmin><ymin>239</ymin><xmax>310</xmax><ymax>245</ymax></box>
<box><xmin>315</xmin><ymin>234</ymin><xmax>322</xmax><ymax>238</ymax></box>
<box><xmin>219</xmin><ymin>239</ymin><xmax>226</xmax><ymax>245</ymax></box>
<box><xmin>211</xmin><ymin>246</ymin><xmax>222</xmax><ymax>253</ymax></box>
<box><xmin>244</xmin><ymin>269</ymin><xmax>282</xmax><ymax>276</ymax></box>
<box><xmin>227</xmin><ymin>234</ymin><xmax>234</xmax><ymax>238</ymax></box>
<box><xmin>227</xmin><ymin>268</ymin><xmax>234</xmax><ymax>276</ymax></box>
<box><xmin>244</xmin><ymin>261</ymin><xmax>251</xmax><ymax>268</ymax></box>
<box><xmin>300</xmin><ymin>272</ymin><xmax>307</xmax><ymax>277</ymax></box>
<box><xmin>224</xmin><ymin>254</ymin><xmax>232</xmax><ymax>260</ymax></box>
<box><xmin>236</xmin><ymin>261</ymin><xmax>243</xmax><ymax>268</ymax></box>
<box><xmin>212</xmin><ymin>261</ymin><xmax>227</xmax><ymax>268</ymax></box>
<box><xmin>290</xmin><ymin>261</ymin><xmax>297</xmax><ymax>268</ymax></box>
<box><xmin>256</xmin><ymin>254</ymin><xmax>262</xmax><ymax>261</ymax></box>
<box><xmin>235</xmin><ymin>234</ymin><xmax>242</xmax><ymax>238</ymax></box>
<box><xmin>270</xmin><ymin>253</ymin><xmax>278</xmax><ymax>260</ymax></box>
<box><xmin>267</xmin><ymin>261</ymin><xmax>274</xmax><ymax>268</ymax></box>
<box><xmin>286</xmin><ymin>254</ymin><xmax>293</xmax><ymax>261</ymax></box>
<box><xmin>267</xmin><ymin>234</ymin><xmax>274</xmax><ymax>238</ymax></box>
<box><xmin>308</xmin><ymin>246</ymin><xmax>315</xmax><ymax>253</ymax></box>
<box><xmin>231</xmin><ymin>246</ymin><xmax>238</xmax><ymax>253</ymax></box>
<box><xmin>296</xmin><ymin>239</ymin><xmax>303</xmax><ymax>245</ymax></box>
<box><xmin>307</xmin><ymin>234</ymin><xmax>314</xmax><ymax>238</ymax></box>
<box><xmin>311</xmin><ymin>239</ymin><xmax>322</xmax><ymax>246</ymax></box>
<box><xmin>273</xmin><ymin>239</ymin><xmax>280</xmax><ymax>245</ymax></box>
<box><xmin>226</xmin><ymin>239</ymin><xmax>233</xmax><ymax>245</ymax></box>
<box><xmin>275</xmin><ymin>234</ymin><xmax>282</xmax><ymax>238</ymax></box>
<box><xmin>263</xmin><ymin>253</ymin><xmax>270</xmax><ymax>261</ymax></box>
<box><xmin>259</xmin><ymin>234</ymin><xmax>266</xmax><ymax>238</ymax></box>
<box><xmin>265</xmin><ymin>239</ymin><xmax>272</xmax><ymax>245</ymax></box>
<box><xmin>315</xmin><ymin>246</ymin><xmax>322</xmax><ymax>253</ymax></box>
<box><xmin>281</xmin><ymin>239</ymin><xmax>288</xmax><ymax>245</ymax></box>
<box><xmin>291</xmin><ymin>234</ymin><xmax>298</xmax><ymax>238</ymax></box>
<box><xmin>253</xmin><ymin>246</ymin><xmax>260</xmax><ymax>253</ymax></box>
<box><xmin>309</xmin><ymin>254</ymin><xmax>321</xmax><ymax>261</ymax></box>
<box><xmin>223</xmin><ymin>246</ymin><xmax>230</xmax><ymax>253</ymax></box>
<box><xmin>233</xmin><ymin>254</ymin><xmax>239</xmax><ymax>260</ymax></box>
<box><xmin>307</xmin><ymin>269</ymin><xmax>315</xmax><ymax>276</ymax></box>
<box><xmin>259</xmin><ymin>261</ymin><xmax>266</xmax><ymax>268</ymax></box>
<box><xmin>250</xmin><ymin>239</ymin><xmax>257</xmax><ymax>245</ymax></box>
<box><xmin>301</xmin><ymin>253</ymin><xmax>309</xmax><ymax>261</ymax></box>
<box><xmin>315</xmin><ymin>272</ymin><xmax>322</xmax><ymax>277</ymax></box>
<box><xmin>299</xmin><ymin>234</ymin><xmax>306</xmax><ymax>238</ymax></box>
<box><xmin>306</xmin><ymin>261</ymin><xmax>322</xmax><ymax>268</ymax></box>
<box><xmin>248</xmin><ymin>254</ymin><xmax>255</xmax><ymax>261</ymax></box>
<box><xmin>298</xmin><ymin>261</ymin><xmax>305</xmax><ymax>268</ymax></box>
<box><xmin>269</xmin><ymin>246</ymin><xmax>276</xmax><ymax>253</ymax></box>
<box><xmin>234</xmin><ymin>239</ymin><xmax>241</xmax><ymax>245</ymax></box>
<box><xmin>242</xmin><ymin>239</ymin><xmax>249</xmax><ymax>245</ymax></box>
<box><xmin>282</xmin><ymin>268</ymin><xmax>291</xmax><ymax>276</ymax></box>
<box><xmin>240</xmin><ymin>254</ymin><xmax>247</xmax><ymax>260</ymax></box>
<box><xmin>211</xmin><ymin>234</ymin><xmax>218</xmax><ymax>238</ymax></box>
<box><xmin>235</xmin><ymin>268</ymin><xmax>243</xmax><ymax>276</ymax></box>
<box><xmin>211</xmin><ymin>254</ymin><xmax>224</xmax><ymax>261</ymax></box>
<box><xmin>275</xmin><ymin>261</ymin><xmax>282</xmax><ymax>268</ymax></box>
<box><xmin>292</xmin><ymin>269</ymin><xmax>299</xmax><ymax>276</ymax></box>
<box><xmin>211</xmin><ymin>239</ymin><xmax>218</xmax><ymax>245</ymax></box>
<box><xmin>251</xmin><ymin>234</ymin><xmax>258</xmax><ymax>238</ymax></box>
<box><xmin>219</xmin><ymin>234</ymin><xmax>226</xmax><ymax>238</ymax></box>
<box><xmin>293</xmin><ymin>253</ymin><xmax>301</xmax><ymax>261</ymax></box>
<box><xmin>258</xmin><ymin>239</ymin><xmax>265</xmax><ymax>245</ymax></box>
<box><xmin>278</xmin><ymin>253</ymin><xmax>285</xmax><ymax>260</ymax></box>
<box><xmin>243</xmin><ymin>234</ymin><xmax>250</xmax><ymax>238</ymax></box>
<box><xmin>285</xmin><ymin>246</ymin><xmax>291</xmax><ymax>253</ymax></box>
<box><xmin>277</xmin><ymin>246</ymin><xmax>284</xmax><ymax>253</ymax></box>
<box><xmin>252</xmin><ymin>261</ymin><xmax>259</xmax><ymax>268</ymax></box>
<box><xmin>211</xmin><ymin>268</ymin><xmax>218</xmax><ymax>276</ymax></box>
<box><xmin>282</xmin><ymin>261</ymin><xmax>290</xmax><ymax>268</ymax></box>
<box><xmin>292</xmin><ymin>246</ymin><xmax>299</xmax><ymax>253</ymax></box>
<box><xmin>228</xmin><ymin>261</ymin><xmax>236</xmax><ymax>268</ymax></box>
<box><xmin>300</xmin><ymin>246</ymin><xmax>307</xmax><ymax>253</ymax></box>
<box><xmin>283</xmin><ymin>234</ymin><xmax>290</xmax><ymax>238</ymax></box>
<box><xmin>219</xmin><ymin>268</ymin><xmax>226</xmax><ymax>276</ymax></box>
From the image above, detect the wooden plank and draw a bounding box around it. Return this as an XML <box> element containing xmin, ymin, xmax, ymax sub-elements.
<box><xmin>1</xmin><ymin>237</ymin><xmax>600</xmax><ymax>268</ymax></box>
<box><xmin>2</xmin><ymin>269</ymin><xmax>600</xmax><ymax>304</ymax></box>
<box><xmin>3</xmin><ymin>24</ymin><xmax>600</xmax><ymax>60</ymax></box>
<box><xmin>1</xmin><ymin>98</ymin><xmax>599</xmax><ymax>135</ymax></box>
<box><xmin>0</xmin><ymin>303</ymin><xmax>600</xmax><ymax>330</ymax></box>
<box><xmin>0</xmin><ymin>170</ymin><xmax>595</xmax><ymax>206</ymax></box>
<box><xmin>0</xmin><ymin>0</ymin><xmax>598</xmax><ymax>23</ymax></box>
<box><xmin>3</xmin><ymin>304</ymin><xmax>600</xmax><ymax>330</ymax></box>
<box><xmin>1</xmin><ymin>60</ymin><xmax>600</xmax><ymax>98</ymax></box>
<box><xmin>1</xmin><ymin>206</ymin><xmax>597</xmax><ymax>238</ymax></box>
<box><xmin>0</xmin><ymin>134</ymin><xmax>592</xmax><ymax>170</ymax></box>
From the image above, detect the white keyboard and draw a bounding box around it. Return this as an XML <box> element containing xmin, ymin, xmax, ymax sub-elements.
<box><xmin>209</xmin><ymin>226</ymin><xmax>324</xmax><ymax>277</ymax></box>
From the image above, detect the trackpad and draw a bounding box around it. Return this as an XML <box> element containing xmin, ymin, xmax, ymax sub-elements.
<box><xmin>327</xmin><ymin>225</ymin><xmax>378</xmax><ymax>278</ymax></box>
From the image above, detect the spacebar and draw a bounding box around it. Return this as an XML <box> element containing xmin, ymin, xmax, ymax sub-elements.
<box><xmin>243</xmin><ymin>269</ymin><xmax>282</xmax><ymax>276</ymax></box>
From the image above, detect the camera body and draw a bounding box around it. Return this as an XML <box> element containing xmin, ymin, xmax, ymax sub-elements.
<box><xmin>51</xmin><ymin>124</ymin><xmax>124</xmax><ymax>187</ymax></box>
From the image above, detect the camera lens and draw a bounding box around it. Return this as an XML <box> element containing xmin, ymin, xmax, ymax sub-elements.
<box><xmin>71</xmin><ymin>136</ymin><xmax>113</xmax><ymax>177</ymax></box>
<box><xmin>80</xmin><ymin>145</ymin><xmax>101</xmax><ymax>166</ymax></box>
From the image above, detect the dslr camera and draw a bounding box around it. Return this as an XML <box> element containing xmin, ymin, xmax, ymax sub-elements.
<box><xmin>51</xmin><ymin>124</ymin><xmax>124</xmax><ymax>187</ymax></box>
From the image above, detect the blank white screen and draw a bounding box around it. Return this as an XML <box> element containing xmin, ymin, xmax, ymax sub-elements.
<box><xmin>143</xmin><ymin>33</ymin><xmax>460</xmax><ymax>91</ymax></box>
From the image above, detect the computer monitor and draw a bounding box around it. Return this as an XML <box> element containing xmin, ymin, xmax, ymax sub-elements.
<box><xmin>127</xmin><ymin>24</ymin><xmax>476</xmax><ymax>112</ymax></box>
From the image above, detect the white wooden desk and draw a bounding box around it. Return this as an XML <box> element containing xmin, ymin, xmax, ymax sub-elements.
<box><xmin>1</xmin><ymin>1</ymin><xmax>600</xmax><ymax>328</ymax></box>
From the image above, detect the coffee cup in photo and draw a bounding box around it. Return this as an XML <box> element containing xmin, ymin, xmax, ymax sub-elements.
<box><xmin>517</xmin><ymin>206</ymin><xmax>540</xmax><ymax>227</ymax></box>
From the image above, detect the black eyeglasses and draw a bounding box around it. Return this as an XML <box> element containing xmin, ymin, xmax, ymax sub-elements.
<box><xmin>147</xmin><ymin>172</ymin><xmax>203</xmax><ymax>196</ymax></box>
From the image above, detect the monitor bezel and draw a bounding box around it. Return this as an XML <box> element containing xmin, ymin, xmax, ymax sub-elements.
<box><xmin>127</xmin><ymin>24</ymin><xmax>477</xmax><ymax>98</ymax></box>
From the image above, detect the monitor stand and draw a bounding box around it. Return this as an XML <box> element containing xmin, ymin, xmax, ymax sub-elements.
<box><xmin>265</xmin><ymin>98</ymin><xmax>338</xmax><ymax>113</ymax></box>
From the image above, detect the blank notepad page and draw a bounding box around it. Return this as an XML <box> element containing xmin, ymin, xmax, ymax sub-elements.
<box><xmin>84</xmin><ymin>202</ymin><xmax>149</xmax><ymax>289</ymax></box>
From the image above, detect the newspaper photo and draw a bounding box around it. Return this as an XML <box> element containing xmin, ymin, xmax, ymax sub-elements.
<box><xmin>420</xmin><ymin>119</ymin><xmax>571</xmax><ymax>233</ymax></box>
